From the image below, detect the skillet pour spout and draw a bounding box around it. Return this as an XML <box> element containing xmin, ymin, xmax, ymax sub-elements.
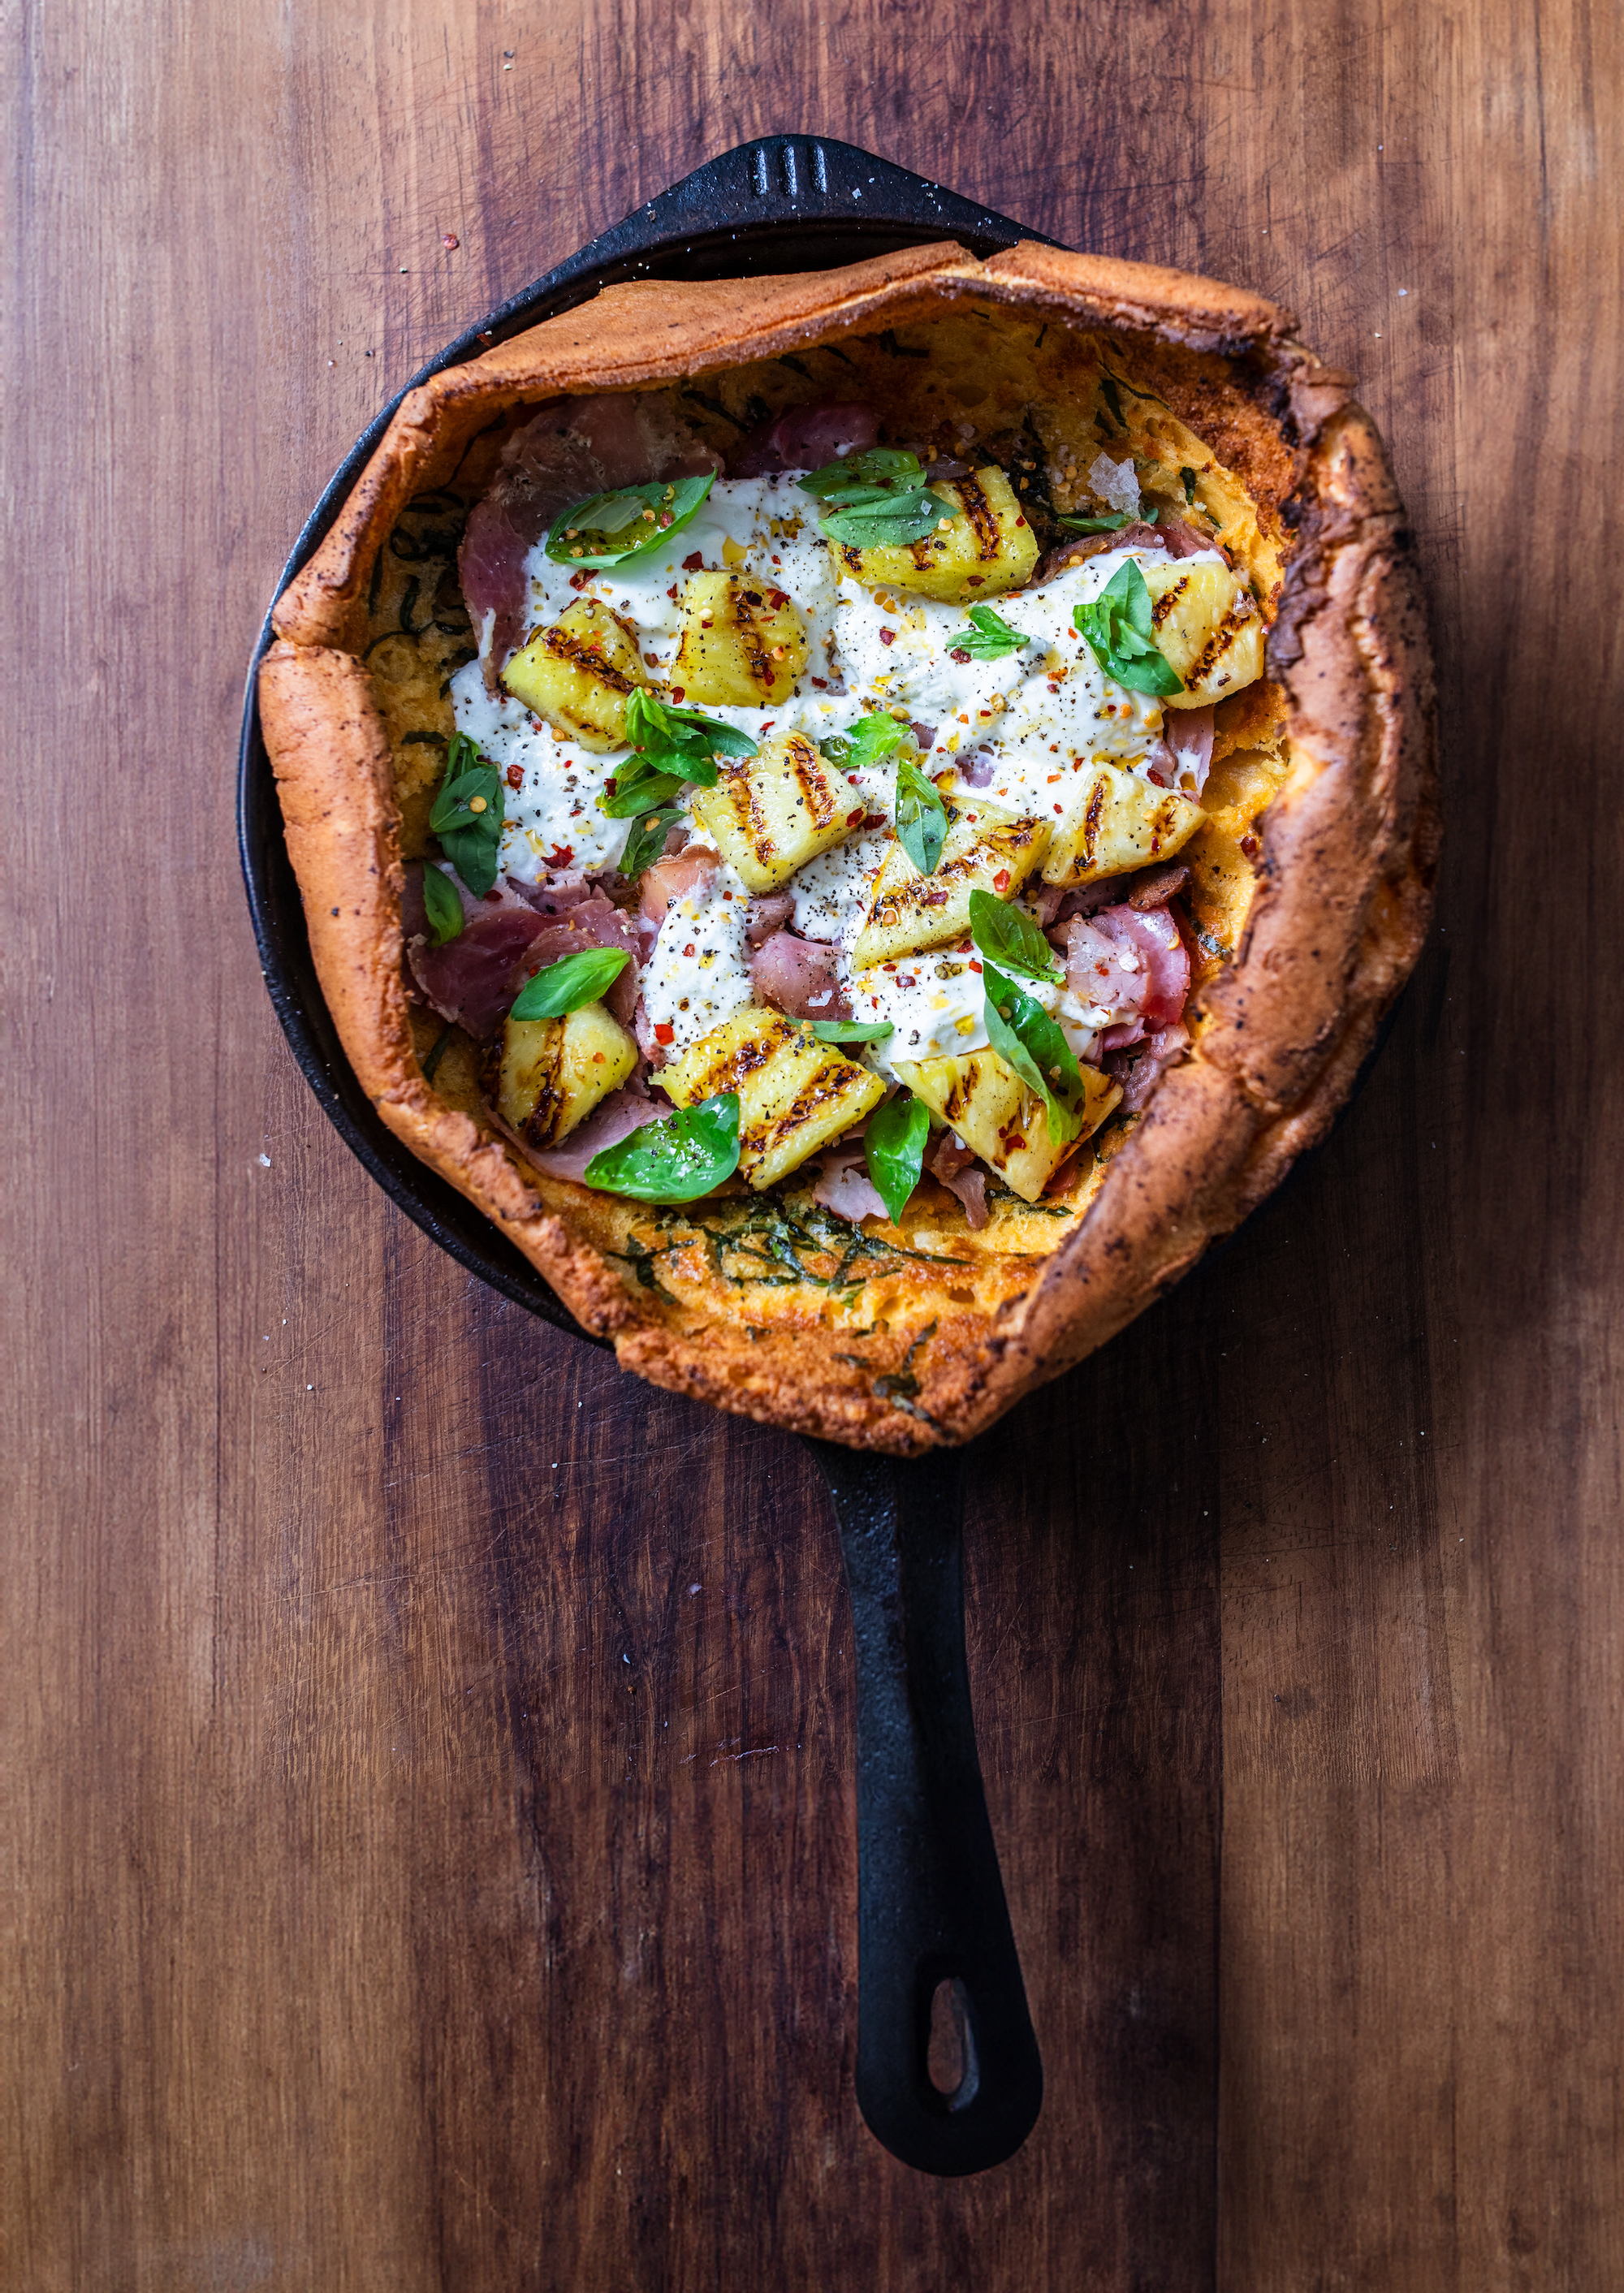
<box><xmin>811</xmin><ymin>1438</ymin><xmax>1043</xmax><ymax>2173</ymax></box>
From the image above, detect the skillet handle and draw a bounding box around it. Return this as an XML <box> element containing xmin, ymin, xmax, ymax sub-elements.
<box><xmin>806</xmin><ymin>1438</ymin><xmax>1043</xmax><ymax>2174</ymax></box>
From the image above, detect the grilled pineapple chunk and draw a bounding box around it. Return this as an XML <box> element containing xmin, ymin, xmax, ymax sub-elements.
<box><xmin>673</xmin><ymin>571</ymin><xmax>808</xmax><ymax>707</ymax></box>
<box><xmin>898</xmin><ymin>1051</ymin><xmax>1121</xmax><ymax>1204</ymax></box>
<box><xmin>501</xmin><ymin>598</ymin><xmax>648</xmax><ymax>751</ymax></box>
<box><xmin>662</xmin><ymin>1006</ymin><xmax>884</xmax><ymax>1191</ymax></box>
<box><xmin>853</xmin><ymin>798</ymin><xmax>1050</xmax><ymax>968</ymax></box>
<box><xmin>836</xmin><ymin>465</ymin><xmax>1038</xmax><ymax>603</ymax></box>
<box><xmin>1042</xmin><ymin>763</ymin><xmax>1206</xmax><ymax>886</ymax></box>
<box><xmin>690</xmin><ymin>730</ymin><xmax>862</xmax><ymax>893</ymax></box>
<box><xmin>1142</xmin><ymin>559</ymin><xmax>1265</xmax><ymax>707</ymax></box>
<box><xmin>497</xmin><ymin>1001</ymin><xmax>637</xmax><ymax>1149</ymax></box>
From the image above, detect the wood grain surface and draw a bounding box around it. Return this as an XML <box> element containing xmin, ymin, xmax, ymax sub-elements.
<box><xmin>5</xmin><ymin>2</ymin><xmax>1620</xmax><ymax>2285</ymax></box>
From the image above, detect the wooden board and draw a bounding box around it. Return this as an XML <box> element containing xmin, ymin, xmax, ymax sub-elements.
<box><xmin>4</xmin><ymin>2</ymin><xmax>1620</xmax><ymax>2283</ymax></box>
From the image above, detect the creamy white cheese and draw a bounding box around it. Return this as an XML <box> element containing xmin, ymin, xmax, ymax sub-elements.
<box><xmin>639</xmin><ymin>864</ymin><xmax>757</xmax><ymax>1055</ymax></box>
<box><xmin>450</xmin><ymin>477</ymin><xmax>1189</xmax><ymax>1057</ymax></box>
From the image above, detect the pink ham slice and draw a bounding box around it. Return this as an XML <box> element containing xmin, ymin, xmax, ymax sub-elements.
<box><xmin>750</xmin><ymin>931</ymin><xmax>850</xmax><ymax>1021</ymax></box>
<box><xmin>928</xmin><ymin>1130</ymin><xmax>989</xmax><ymax>1229</ymax></box>
<box><xmin>1060</xmin><ymin>901</ymin><xmax>1190</xmax><ymax>1036</ymax></box>
<box><xmin>516</xmin><ymin>1081</ymin><xmax>666</xmax><ymax>1182</ymax></box>
<box><xmin>728</xmin><ymin>401</ymin><xmax>879</xmax><ymax>478</ymax></box>
<box><xmin>810</xmin><ymin>1142</ymin><xmax>889</xmax><ymax>1225</ymax></box>
<box><xmin>1108</xmin><ymin>1021</ymin><xmax>1191</xmax><ymax>1112</ymax></box>
<box><xmin>459</xmin><ymin>393</ymin><xmax>720</xmax><ymax>685</ymax></box>
<box><xmin>639</xmin><ymin>846</ymin><xmax>719</xmax><ymax>926</ymax></box>
<box><xmin>745</xmin><ymin>892</ymin><xmax>795</xmax><ymax>947</ymax></box>
<box><xmin>1164</xmin><ymin>704</ymin><xmax>1216</xmax><ymax>794</ymax></box>
<box><xmin>407</xmin><ymin>873</ymin><xmax>641</xmax><ymax>1039</ymax></box>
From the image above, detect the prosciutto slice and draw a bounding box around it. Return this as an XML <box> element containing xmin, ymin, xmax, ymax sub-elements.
<box><xmin>1164</xmin><ymin>704</ymin><xmax>1216</xmax><ymax>795</ymax></box>
<box><xmin>1059</xmin><ymin>901</ymin><xmax>1190</xmax><ymax>1032</ymax></box>
<box><xmin>516</xmin><ymin>1081</ymin><xmax>665</xmax><ymax>1183</ymax></box>
<box><xmin>929</xmin><ymin>1130</ymin><xmax>989</xmax><ymax>1229</ymax></box>
<box><xmin>810</xmin><ymin>1142</ymin><xmax>889</xmax><ymax>1225</ymax></box>
<box><xmin>459</xmin><ymin>392</ymin><xmax>720</xmax><ymax>684</ymax></box>
<box><xmin>750</xmin><ymin>931</ymin><xmax>849</xmax><ymax>1021</ymax></box>
<box><xmin>407</xmin><ymin>871</ymin><xmax>641</xmax><ymax>1039</ymax></box>
<box><xmin>728</xmin><ymin>401</ymin><xmax>878</xmax><ymax>478</ymax></box>
<box><xmin>1108</xmin><ymin>1021</ymin><xmax>1191</xmax><ymax>1112</ymax></box>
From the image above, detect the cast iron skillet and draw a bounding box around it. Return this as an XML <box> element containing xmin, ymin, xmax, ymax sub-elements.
<box><xmin>240</xmin><ymin>136</ymin><xmax>1069</xmax><ymax>2176</ymax></box>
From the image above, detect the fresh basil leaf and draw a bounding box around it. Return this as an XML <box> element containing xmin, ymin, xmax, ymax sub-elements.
<box><xmin>421</xmin><ymin>865</ymin><xmax>464</xmax><ymax>946</ymax></box>
<box><xmin>544</xmin><ymin>472</ymin><xmax>715</xmax><ymax>569</ymax></box>
<box><xmin>1180</xmin><ymin>465</ymin><xmax>1199</xmax><ymax>503</ymax></box>
<box><xmin>959</xmin><ymin>605</ymin><xmax>1027</xmax><ymax>661</ymax></box>
<box><xmin>428</xmin><ymin>762</ymin><xmax>499</xmax><ymax>836</ymax></box>
<box><xmin>509</xmin><ymin>946</ymin><xmax>630</xmax><ymax>1021</ymax></box>
<box><xmin>799</xmin><ymin>447</ymin><xmax>925</xmax><ymax>499</ymax></box>
<box><xmin>1073</xmin><ymin>559</ymin><xmax>1184</xmax><ymax>698</ymax></box>
<box><xmin>800</xmin><ymin>447</ymin><xmax>946</xmax><ymax>547</ymax></box>
<box><xmin>893</xmin><ymin>755</ymin><xmax>949</xmax><ymax>877</ymax></box>
<box><xmin>967</xmin><ymin>887</ymin><xmax>1063</xmax><ymax>985</ymax></box>
<box><xmin>818</xmin><ymin>488</ymin><xmax>945</xmax><ymax>546</ymax></box>
<box><xmin>584</xmin><ymin>1092</ymin><xmax>741</xmax><ymax>1202</ymax></box>
<box><xmin>625</xmin><ymin>688</ymin><xmax>758</xmax><ymax>764</ymax></box>
<box><xmin>1055</xmin><ymin>509</ymin><xmax>1133</xmax><ymax>534</ymax></box>
<box><xmin>598</xmin><ymin>759</ymin><xmax>689</xmax><ymax>818</ymax></box>
<box><xmin>430</xmin><ymin>736</ymin><xmax>504</xmax><ymax>898</ymax></box>
<box><xmin>864</xmin><ymin>1093</ymin><xmax>930</xmax><ymax>1224</ymax></box>
<box><xmin>818</xmin><ymin>713</ymin><xmax>909</xmax><ymax>772</ymax></box>
<box><xmin>616</xmin><ymin>805</ymin><xmax>686</xmax><ymax>879</ymax></box>
<box><xmin>808</xmin><ymin>1019</ymin><xmax>894</xmax><ymax>1044</ymax></box>
<box><xmin>982</xmin><ymin>962</ymin><xmax>1087</xmax><ymax>1147</ymax></box>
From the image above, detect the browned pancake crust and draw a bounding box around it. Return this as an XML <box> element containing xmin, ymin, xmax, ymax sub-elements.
<box><xmin>260</xmin><ymin>241</ymin><xmax>1438</xmax><ymax>1452</ymax></box>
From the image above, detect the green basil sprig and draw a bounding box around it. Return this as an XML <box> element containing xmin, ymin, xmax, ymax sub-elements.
<box><xmin>864</xmin><ymin>1093</ymin><xmax>931</xmax><ymax>1224</ymax></box>
<box><xmin>616</xmin><ymin>805</ymin><xmax>687</xmax><ymax>880</ymax></box>
<box><xmin>959</xmin><ymin>605</ymin><xmax>1028</xmax><ymax>661</ymax></box>
<box><xmin>509</xmin><ymin>946</ymin><xmax>630</xmax><ymax>1022</ymax></box>
<box><xmin>1180</xmin><ymin>466</ymin><xmax>1199</xmax><ymax>503</ymax></box>
<box><xmin>430</xmin><ymin>732</ymin><xmax>505</xmax><ymax>898</ymax></box>
<box><xmin>421</xmin><ymin>866</ymin><xmax>464</xmax><ymax>945</ymax></box>
<box><xmin>799</xmin><ymin>447</ymin><xmax>944</xmax><ymax>547</ymax></box>
<box><xmin>967</xmin><ymin>887</ymin><xmax>1063</xmax><ymax>986</ymax></box>
<box><xmin>1055</xmin><ymin>509</ymin><xmax>1134</xmax><ymax>535</ymax></box>
<box><xmin>894</xmin><ymin>754</ymin><xmax>949</xmax><ymax>877</ymax></box>
<box><xmin>1073</xmin><ymin>559</ymin><xmax>1184</xmax><ymax>698</ymax></box>
<box><xmin>584</xmin><ymin>1092</ymin><xmax>741</xmax><ymax>1202</ymax></box>
<box><xmin>602</xmin><ymin>691</ymin><xmax>759</xmax><ymax>877</ymax></box>
<box><xmin>809</xmin><ymin>1019</ymin><xmax>894</xmax><ymax>1045</ymax></box>
<box><xmin>544</xmin><ymin>473</ymin><xmax>715</xmax><ymax>569</ymax></box>
<box><xmin>982</xmin><ymin>961</ymin><xmax>1088</xmax><ymax>1146</ymax></box>
<box><xmin>818</xmin><ymin>713</ymin><xmax>909</xmax><ymax>771</ymax></box>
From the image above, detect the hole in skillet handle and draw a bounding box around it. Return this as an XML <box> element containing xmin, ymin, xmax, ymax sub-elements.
<box><xmin>237</xmin><ymin>136</ymin><xmax>1054</xmax><ymax>1325</ymax></box>
<box><xmin>807</xmin><ymin>1436</ymin><xmax>1043</xmax><ymax>2175</ymax></box>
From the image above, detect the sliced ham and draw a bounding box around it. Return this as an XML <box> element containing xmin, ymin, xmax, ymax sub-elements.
<box><xmin>407</xmin><ymin>872</ymin><xmax>641</xmax><ymax>1039</ymax></box>
<box><xmin>408</xmin><ymin>906</ymin><xmax>552</xmax><ymax>1040</ymax></box>
<box><xmin>750</xmin><ymin>931</ymin><xmax>850</xmax><ymax>1021</ymax></box>
<box><xmin>728</xmin><ymin>401</ymin><xmax>879</xmax><ymax>478</ymax></box>
<box><xmin>459</xmin><ymin>392</ymin><xmax>720</xmax><ymax>685</ymax></box>
<box><xmin>810</xmin><ymin>1143</ymin><xmax>888</xmax><ymax>1225</ymax></box>
<box><xmin>1060</xmin><ymin>901</ymin><xmax>1190</xmax><ymax>1030</ymax></box>
<box><xmin>1126</xmin><ymin>862</ymin><xmax>1191</xmax><ymax>912</ymax></box>
<box><xmin>639</xmin><ymin>845</ymin><xmax>719</xmax><ymax>926</ymax></box>
<box><xmin>1093</xmin><ymin>903</ymin><xmax>1190</xmax><ymax>1026</ymax></box>
<box><xmin>512</xmin><ymin>893</ymin><xmax>641</xmax><ymax>1026</ymax></box>
<box><xmin>1155</xmin><ymin>514</ymin><xmax>1217</xmax><ymax>560</ymax></box>
<box><xmin>1107</xmin><ymin>1022</ymin><xmax>1191</xmax><ymax>1113</ymax></box>
<box><xmin>516</xmin><ymin>1082</ymin><xmax>667</xmax><ymax>1182</ymax></box>
<box><xmin>745</xmin><ymin>892</ymin><xmax>795</xmax><ymax>947</ymax></box>
<box><xmin>928</xmin><ymin>1130</ymin><xmax>989</xmax><ymax>1229</ymax></box>
<box><xmin>1034</xmin><ymin>522</ymin><xmax>1163</xmax><ymax>585</ymax></box>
